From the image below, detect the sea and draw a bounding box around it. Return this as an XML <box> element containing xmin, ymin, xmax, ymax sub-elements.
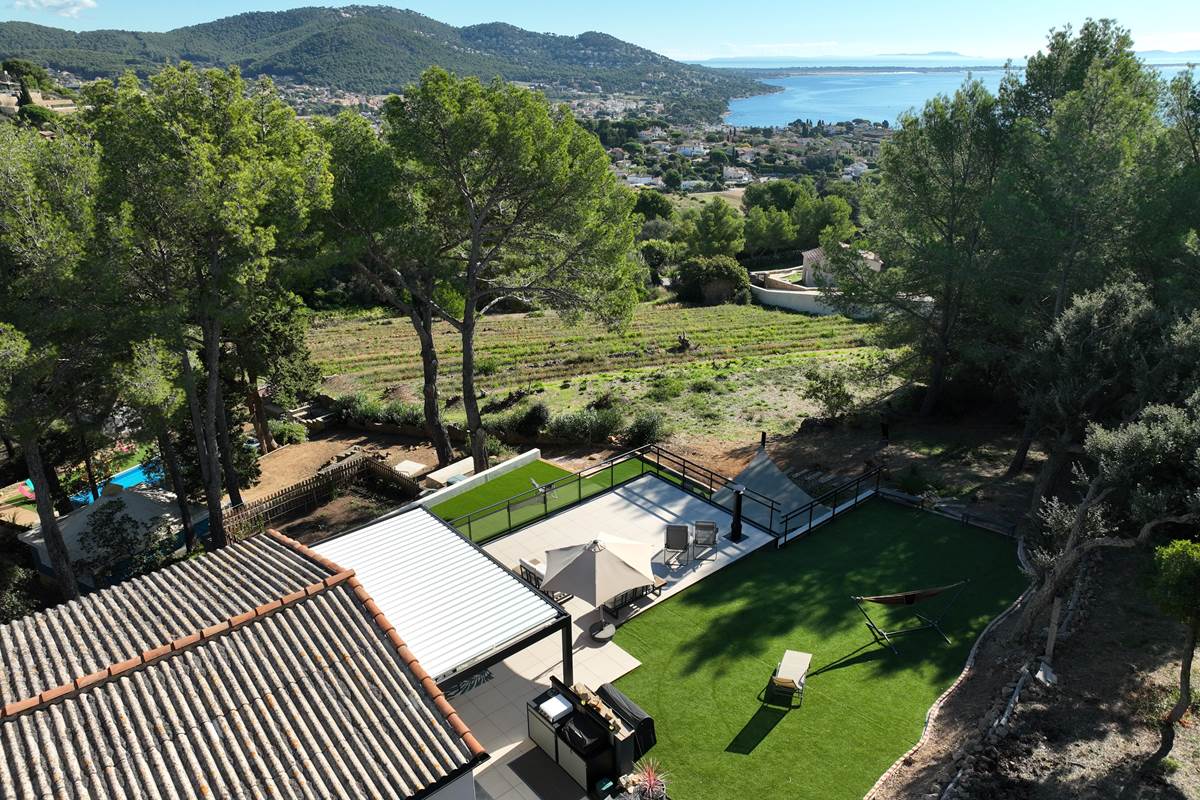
<box><xmin>706</xmin><ymin>54</ymin><xmax>1195</xmax><ymax>128</ymax></box>
<box><xmin>724</xmin><ymin>69</ymin><xmax>1007</xmax><ymax>127</ymax></box>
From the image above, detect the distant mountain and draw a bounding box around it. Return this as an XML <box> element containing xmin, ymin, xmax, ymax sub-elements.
<box><xmin>879</xmin><ymin>51</ymin><xmax>968</xmax><ymax>57</ymax></box>
<box><xmin>1137</xmin><ymin>49</ymin><xmax>1200</xmax><ymax>62</ymax></box>
<box><xmin>0</xmin><ymin>6</ymin><xmax>768</xmax><ymax>121</ymax></box>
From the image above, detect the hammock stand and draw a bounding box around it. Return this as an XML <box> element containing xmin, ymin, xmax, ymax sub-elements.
<box><xmin>852</xmin><ymin>580</ymin><xmax>968</xmax><ymax>654</ymax></box>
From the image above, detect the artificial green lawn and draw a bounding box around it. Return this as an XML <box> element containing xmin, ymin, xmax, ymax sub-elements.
<box><xmin>612</xmin><ymin>499</ymin><xmax>1027</xmax><ymax>800</ymax></box>
<box><xmin>431</xmin><ymin>457</ymin><xmax>706</xmax><ymax>543</ymax></box>
<box><xmin>428</xmin><ymin>460</ymin><xmax>572</xmax><ymax>521</ymax></box>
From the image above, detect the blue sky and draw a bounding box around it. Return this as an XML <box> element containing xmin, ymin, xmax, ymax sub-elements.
<box><xmin>6</xmin><ymin>1</ymin><xmax>1200</xmax><ymax>60</ymax></box>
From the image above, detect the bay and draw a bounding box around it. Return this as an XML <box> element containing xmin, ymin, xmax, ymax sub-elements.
<box><xmin>724</xmin><ymin>70</ymin><xmax>1007</xmax><ymax>128</ymax></box>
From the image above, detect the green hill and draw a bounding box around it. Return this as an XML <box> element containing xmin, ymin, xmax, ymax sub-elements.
<box><xmin>0</xmin><ymin>6</ymin><xmax>767</xmax><ymax>121</ymax></box>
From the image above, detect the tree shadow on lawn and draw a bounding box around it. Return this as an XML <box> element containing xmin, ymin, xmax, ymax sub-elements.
<box><xmin>658</xmin><ymin>501</ymin><xmax>1026</xmax><ymax>684</ymax></box>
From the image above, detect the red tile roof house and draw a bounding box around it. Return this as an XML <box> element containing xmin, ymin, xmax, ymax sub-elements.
<box><xmin>0</xmin><ymin>530</ymin><xmax>487</xmax><ymax>799</ymax></box>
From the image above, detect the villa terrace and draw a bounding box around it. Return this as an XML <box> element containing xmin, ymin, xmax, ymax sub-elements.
<box><xmin>406</xmin><ymin>446</ymin><xmax>1025</xmax><ymax>800</ymax></box>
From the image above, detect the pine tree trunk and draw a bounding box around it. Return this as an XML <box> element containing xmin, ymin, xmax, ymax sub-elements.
<box><xmin>413</xmin><ymin>301</ymin><xmax>453</xmax><ymax>467</ymax></box>
<box><xmin>214</xmin><ymin>377</ymin><xmax>243</xmax><ymax>508</ymax></box>
<box><xmin>201</xmin><ymin>319</ymin><xmax>227</xmax><ymax>548</ymax></box>
<box><xmin>73</xmin><ymin>409</ymin><xmax>99</xmax><ymax>502</ymax></box>
<box><xmin>1005</xmin><ymin>415</ymin><xmax>1038</xmax><ymax>478</ymax></box>
<box><xmin>22</xmin><ymin>433</ymin><xmax>78</xmax><ymax>600</ymax></box>
<box><xmin>245</xmin><ymin>367</ymin><xmax>275</xmax><ymax>453</ymax></box>
<box><xmin>1167</xmin><ymin>619</ymin><xmax>1197</xmax><ymax>726</ymax></box>
<box><xmin>460</xmin><ymin>317</ymin><xmax>489</xmax><ymax>473</ymax></box>
<box><xmin>919</xmin><ymin>347</ymin><xmax>946</xmax><ymax>417</ymax></box>
<box><xmin>0</xmin><ymin>428</ymin><xmax>15</xmax><ymax>461</ymax></box>
<box><xmin>178</xmin><ymin>344</ymin><xmax>212</xmax><ymax>489</ymax></box>
<box><xmin>44</xmin><ymin>458</ymin><xmax>73</xmax><ymax>516</ymax></box>
<box><xmin>157</xmin><ymin>429</ymin><xmax>195</xmax><ymax>551</ymax></box>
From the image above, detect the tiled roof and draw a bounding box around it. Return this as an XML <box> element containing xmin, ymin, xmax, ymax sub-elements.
<box><xmin>0</xmin><ymin>535</ymin><xmax>329</xmax><ymax>705</ymax></box>
<box><xmin>0</xmin><ymin>531</ymin><xmax>485</xmax><ymax>799</ymax></box>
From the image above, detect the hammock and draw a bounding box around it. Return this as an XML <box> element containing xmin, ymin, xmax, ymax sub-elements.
<box><xmin>852</xmin><ymin>580</ymin><xmax>967</xmax><ymax>654</ymax></box>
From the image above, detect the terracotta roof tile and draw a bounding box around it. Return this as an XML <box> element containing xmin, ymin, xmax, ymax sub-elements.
<box><xmin>0</xmin><ymin>531</ymin><xmax>485</xmax><ymax>797</ymax></box>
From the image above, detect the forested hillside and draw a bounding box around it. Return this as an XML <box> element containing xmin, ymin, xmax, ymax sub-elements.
<box><xmin>0</xmin><ymin>6</ymin><xmax>766</xmax><ymax>121</ymax></box>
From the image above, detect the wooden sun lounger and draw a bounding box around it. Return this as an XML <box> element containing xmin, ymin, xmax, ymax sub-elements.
<box><xmin>766</xmin><ymin>649</ymin><xmax>812</xmax><ymax>707</ymax></box>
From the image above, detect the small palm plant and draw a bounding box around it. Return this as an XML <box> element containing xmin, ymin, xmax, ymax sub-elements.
<box><xmin>630</xmin><ymin>757</ymin><xmax>668</xmax><ymax>800</ymax></box>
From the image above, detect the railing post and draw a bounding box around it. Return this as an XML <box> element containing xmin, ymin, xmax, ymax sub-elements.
<box><xmin>610</xmin><ymin>460</ymin><xmax>615</xmax><ymax>488</ymax></box>
<box><xmin>507</xmin><ymin>503</ymin><xmax>512</xmax><ymax>532</ymax></box>
<box><xmin>808</xmin><ymin>502</ymin><xmax>814</xmax><ymax>532</ymax></box>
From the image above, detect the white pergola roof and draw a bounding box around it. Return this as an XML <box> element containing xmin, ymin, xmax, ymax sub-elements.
<box><xmin>314</xmin><ymin>507</ymin><xmax>561</xmax><ymax>681</ymax></box>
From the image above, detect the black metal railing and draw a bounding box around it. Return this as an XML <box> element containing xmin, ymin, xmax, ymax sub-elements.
<box><xmin>776</xmin><ymin>466</ymin><xmax>883</xmax><ymax>545</ymax></box>
<box><xmin>445</xmin><ymin>444</ymin><xmax>781</xmax><ymax>543</ymax></box>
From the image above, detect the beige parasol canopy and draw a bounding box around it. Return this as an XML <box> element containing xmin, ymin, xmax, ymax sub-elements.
<box><xmin>542</xmin><ymin>536</ymin><xmax>657</xmax><ymax>607</ymax></box>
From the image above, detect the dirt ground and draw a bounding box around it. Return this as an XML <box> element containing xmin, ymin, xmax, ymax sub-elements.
<box><xmin>878</xmin><ymin>549</ymin><xmax>1199</xmax><ymax>800</ymax></box>
<box><xmin>239</xmin><ymin>429</ymin><xmax>440</xmax><ymax>503</ymax></box>
<box><xmin>270</xmin><ymin>486</ymin><xmax>399</xmax><ymax>546</ymax></box>
<box><xmin>544</xmin><ymin>411</ymin><xmax>1039</xmax><ymax>526</ymax></box>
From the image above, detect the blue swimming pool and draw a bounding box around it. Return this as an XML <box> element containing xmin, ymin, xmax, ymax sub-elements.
<box><xmin>25</xmin><ymin>461</ymin><xmax>165</xmax><ymax>506</ymax></box>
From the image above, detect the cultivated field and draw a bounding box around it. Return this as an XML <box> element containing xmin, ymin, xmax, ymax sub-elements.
<box><xmin>310</xmin><ymin>304</ymin><xmax>876</xmax><ymax>442</ymax></box>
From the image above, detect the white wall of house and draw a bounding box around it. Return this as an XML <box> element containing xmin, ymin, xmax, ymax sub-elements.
<box><xmin>429</xmin><ymin>771</ymin><xmax>477</xmax><ymax>800</ymax></box>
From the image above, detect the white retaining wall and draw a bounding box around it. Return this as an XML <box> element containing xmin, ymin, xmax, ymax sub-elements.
<box><xmin>415</xmin><ymin>449</ymin><xmax>543</xmax><ymax>509</ymax></box>
<box><xmin>750</xmin><ymin>283</ymin><xmax>841</xmax><ymax>316</ymax></box>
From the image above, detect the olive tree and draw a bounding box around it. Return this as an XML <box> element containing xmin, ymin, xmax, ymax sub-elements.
<box><xmin>1150</xmin><ymin>539</ymin><xmax>1200</xmax><ymax>742</ymax></box>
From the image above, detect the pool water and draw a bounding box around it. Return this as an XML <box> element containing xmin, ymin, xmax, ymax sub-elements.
<box><xmin>25</xmin><ymin>461</ymin><xmax>165</xmax><ymax>506</ymax></box>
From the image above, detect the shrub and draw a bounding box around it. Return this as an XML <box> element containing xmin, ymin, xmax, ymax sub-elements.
<box><xmin>689</xmin><ymin>378</ymin><xmax>718</xmax><ymax>393</ymax></box>
<box><xmin>268</xmin><ymin>420</ymin><xmax>308</xmax><ymax>445</ymax></box>
<box><xmin>17</xmin><ymin>104</ymin><xmax>57</xmax><ymax>128</ymax></box>
<box><xmin>673</xmin><ymin>255</ymin><xmax>751</xmax><ymax>306</ymax></box>
<box><xmin>332</xmin><ymin>392</ymin><xmax>384</xmax><ymax>425</ymax></box>
<box><xmin>475</xmin><ymin>356</ymin><xmax>501</xmax><ymax>377</ymax></box>
<box><xmin>646</xmin><ymin>375</ymin><xmax>685</xmax><ymax>402</ymax></box>
<box><xmin>587</xmin><ymin>390</ymin><xmax>619</xmax><ymax>410</ymax></box>
<box><xmin>513</xmin><ymin>402</ymin><xmax>551</xmax><ymax>437</ymax></box>
<box><xmin>625</xmin><ymin>411</ymin><xmax>670</xmax><ymax>447</ymax></box>
<box><xmin>801</xmin><ymin>363</ymin><xmax>855</xmax><ymax>419</ymax></box>
<box><xmin>380</xmin><ymin>400</ymin><xmax>424</xmax><ymax>427</ymax></box>
<box><xmin>895</xmin><ymin>465</ymin><xmax>935</xmax><ymax>495</ymax></box>
<box><xmin>546</xmin><ymin>407</ymin><xmax>625</xmax><ymax>443</ymax></box>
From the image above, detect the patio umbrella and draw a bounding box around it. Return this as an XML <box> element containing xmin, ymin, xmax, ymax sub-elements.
<box><xmin>542</xmin><ymin>536</ymin><xmax>657</xmax><ymax>608</ymax></box>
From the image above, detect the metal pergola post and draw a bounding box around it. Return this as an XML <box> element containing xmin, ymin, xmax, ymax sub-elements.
<box><xmin>560</xmin><ymin>616</ymin><xmax>574</xmax><ymax>686</ymax></box>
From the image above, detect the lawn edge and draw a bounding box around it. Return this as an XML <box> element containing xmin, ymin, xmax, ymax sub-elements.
<box><xmin>862</xmin><ymin>531</ymin><xmax>1034</xmax><ymax>800</ymax></box>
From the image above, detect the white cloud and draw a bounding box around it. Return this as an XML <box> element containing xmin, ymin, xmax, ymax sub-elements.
<box><xmin>13</xmin><ymin>0</ymin><xmax>97</xmax><ymax>18</ymax></box>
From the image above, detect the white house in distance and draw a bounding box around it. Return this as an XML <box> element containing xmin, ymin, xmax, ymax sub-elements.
<box><xmin>749</xmin><ymin>244</ymin><xmax>884</xmax><ymax>316</ymax></box>
<box><xmin>723</xmin><ymin>166</ymin><xmax>753</xmax><ymax>185</ymax></box>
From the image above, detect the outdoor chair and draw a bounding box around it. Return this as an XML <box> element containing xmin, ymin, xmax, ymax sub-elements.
<box><xmin>602</xmin><ymin>575</ymin><xmax>668</xmax><ymax>618</ymax></box>
<box><xmin>763</xmin><ymin>649</ymin><xmax>812</xmax><ymax>708</ymax></box>
<box><xmin>663</xmin><ymin>524</ymin><xmax>691</xmax><ymax>567</ymax></box>
<box><xmin>517</xmin><ymin>557</ymin><xmax>573</xmax><ymax>604</ymax></box>
<box><xmin>692</xmin><ymin>520</ymin><xmax>719</xmax><ymax>561</ymax></box>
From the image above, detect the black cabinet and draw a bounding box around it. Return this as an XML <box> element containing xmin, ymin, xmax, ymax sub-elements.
<box><xmin>527</xmin><ymin>679</ymin><xmax>644</xmax><ymax>799</ymax></box>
